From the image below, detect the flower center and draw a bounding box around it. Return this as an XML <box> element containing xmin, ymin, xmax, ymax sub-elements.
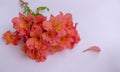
<box><xmin>55</xmin><ymin>24</ymin><xmax>61</xmax><ymax>31</ymax></box>
<box><xmin>60</xmin><ymin>37</ymin><xmax>67</xmax><ymax>44</ymax></box>
<box><xmin>6</xmin><ymin>34</ymin><xmax>13</xmax><ymax>42</ymax></box>
<box><xmin>20</xmin><ymin>23</ymin><xmax>27</xmax><ymax>29</ymax></box>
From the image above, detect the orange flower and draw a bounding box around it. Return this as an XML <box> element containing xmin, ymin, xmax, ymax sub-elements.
<box><xmin>12</xmin><ymin>13</ymin><xmax>33</xmax><ymax>36</ymax></box>
<box><xmin>3</xmin><ymin>11</ymin><xmax>80</xmax><ymax>62</ymax></box>
<box><xmin>49</xmin><ymin>13</ymin><xmax>67</xmax><ymax>37</ymax></box>
<box><xmin>42</xmin><ymin>21</ymin><xmax>52</xmax><ymax>31</ymax></box>
<box><xmin>3</xmin><ymin>31</ymin><xmax>20</xmax><ymax>45</ymax></box>
<box><xmin>26</xmin><ymin>38</ymin><xmax>44</xmax><ymax>50</ymax></box>
<box><xmin>48</xmin><ymin>45</ymin><xmax>63</xmax><ymax>54</ymax></box>
<box><xmin>34</xmin><ymin>15</ymin><xmax>46</xmax><ymax>26</ymax></box>
<box><xmin>22</xmin><ymin>45</ymin><xmax>47</xmax><ymax>62</ymax></box>
<box><xmin>24</xmin><ymin>38</ymin><xmax>49</xmax><ymax>62</ymax></box>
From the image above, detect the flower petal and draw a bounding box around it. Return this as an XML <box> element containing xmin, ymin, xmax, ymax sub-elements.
<box><xmin>26</xmin><ymin>38</ymin><xmax>36</xmax><ymax>49</ymax></box>
<box><xmin>83</xmin><ymin>46</ymin><xmax>101</xmax><ymax>53</ymax></box>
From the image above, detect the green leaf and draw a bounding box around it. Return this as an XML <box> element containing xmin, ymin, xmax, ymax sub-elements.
<box><xmin>36</xmin><ymin>13</ymin><xmax>43</xmax><ymax>16</ymax></box>
<box><xmin>37</xmin><ymin>6</ymin><xmax>49</xmax><ymax>11</ymax></box>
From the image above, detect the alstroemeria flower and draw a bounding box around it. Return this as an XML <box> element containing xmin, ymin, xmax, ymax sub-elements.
<box><xmin>42</xmin><ymin>30</ymin><xmax>60</xmax><ymax>46</ymax></box>
<box><xmin>49</xmin><ymin>13</ymin><xmax>67</xmax><ymax>37</ymax></box>
<box><xmin>2</xmin><ymin>0</ymin><xmax>81</xmax><ymax>63</ymax></box>
<box><xmin>48</xmin><ymin>45</ymin><xmax>63</xmax><ymax>54</ymax></box>
<box><xmin>26</xmin><ymin>38</ymin><xmax>45</xmax><ymax>50</ymax></box>
<box><xmin>22</xmin><ymin>45</ymin><xmax>47</xmax><ymax>62</ymax></box>
<box><xmin>3</xmin><ymin>30</ymin><xmax>20</xmax><ymax>45</ymax></box>
<box><xmin>12</xmin><ymin>13</ymin><xmax>33</xmax><ymax>36</ymax></box>
<box><xmin>3</xmin><ymin>11</ymin><xmax>80</xmax><ymax>62</ymax></box>
<box><xmin>42</xmin><ymin>21</ymin><xmax>52</xmax><ymax>31</ymax></box>
<box><xmin>30</xmin><ymin>25</ymin><xmax>43</xmax><ymax>37</ymax></box>
<box><xmin>30</xmin><ymin>15</ymin><xmax>46</xmax><ymax>38</ymax></box>
<box><xmin>34</xmin><ymin>15</ymin><xmax>46</xmax><ymax>26</ymax></box>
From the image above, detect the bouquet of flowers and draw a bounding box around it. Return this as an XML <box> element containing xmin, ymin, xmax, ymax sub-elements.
<box><xmin>2</xmin><ymin>0</ymin><xmax>80</xmax><ymax>62</ymax></box>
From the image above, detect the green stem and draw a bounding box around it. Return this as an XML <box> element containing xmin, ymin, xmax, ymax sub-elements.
<box><xmin>19</xmin><ymin>0</ymin><xmax>35</xmax><ymax>15</ymax></box>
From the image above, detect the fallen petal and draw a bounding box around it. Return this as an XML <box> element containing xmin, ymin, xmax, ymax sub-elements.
<box><xmin>83</xmin><ymin>46</ymin><xmax>101</xmax><ymax>53</ymax></box>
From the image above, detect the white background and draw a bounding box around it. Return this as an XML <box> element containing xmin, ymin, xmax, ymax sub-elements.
<box><xmin>0</xmin><ymin>0</ymin><xmax>120</xmax><ymax>72</ymax></box>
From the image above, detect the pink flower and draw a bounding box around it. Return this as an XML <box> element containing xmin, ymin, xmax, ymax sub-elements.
<box><xmin>26</xmin><ymin>38</ymin><xmax>36</xmax><ymax>49</ymax></box>
<box><xmin>22</xmin><ymin>45</ymin><xmax>47</xmax><ymax>62</ymax></box>
<box><xmin>23</xmin><ymin>38</ymin><xmax>49</xmax><ymax>62</ymax></box>
<box><xmin>3</xmin><ymin>30</ymin><xmax>20</xmax><ymax>45</ymax></box>
<box><xmin>30</xmin><ymin>15</ymin><xmax>46</xmax><ymax>38</ymax></box>
<box><xmin>49</xmin><ymin>13</ymin><xmax>67</xmax><ymax>37</ymax></box>
<box><xmin>3</xmin><ymin>11</ymin><xmax>80</xmax><ymax>62</ymax></box>
<box><xmin>30</xmin><ymin>24</ymin><xmax>43</xmax><ymax>37</ymax></box>
<box><xmin>64</xmin><ymin>13</ymin><xmax>73</xmax><ymax>25</ymax></box>
<box><xmin>42</xmin><ymin>21</ymin><xmax>52</xmax><ymax>31</ymax></box>
<box><xmin>48</xmin><ymin>45</ymin><xmax>63</xmax><ymax>54</ymax></box>
<box><xmin>12</xmin><ymin>13</ymin><xmax>33</xmax><ymax>36</ymax></box>
<box><xmin>26</xmin><ymin>37</ymin><xmax>46</xmax><ymax>50</ymax></box>
<box><xmin>34</xmin><ymin>15</ymin><xmax>46</xmax><ymax>26</ymax></box>
<box><xmin>42</xmin><ymin>30</ymin><xmax>59</xmax><ymax>46</ymax></box>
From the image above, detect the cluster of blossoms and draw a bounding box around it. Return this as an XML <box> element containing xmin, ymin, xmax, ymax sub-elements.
<box><xmin>2</xmin><ymin>1</ymin><xmax>80</xmax><ymax>62</ymax></box>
